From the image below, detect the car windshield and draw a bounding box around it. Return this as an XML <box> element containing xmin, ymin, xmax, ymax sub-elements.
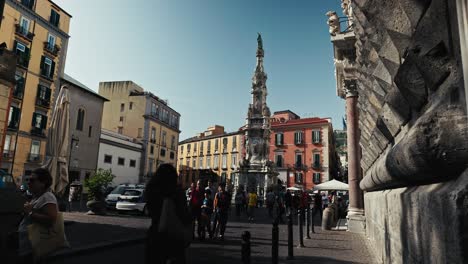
<box><xmin>110</xmin><ymin>186</ymin><xmax>129</xmax><ymax>195</ymax></box>
<box><xmin>122</xmin><ymin>190</ymin><xmax>141</xmax><ymax>196</ymax></box>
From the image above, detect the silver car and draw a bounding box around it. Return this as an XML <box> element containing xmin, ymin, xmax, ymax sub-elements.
<box><xmin>115</xmin><ymin>189</ymin><xmax>148</xmax><ymax>215</ymax></box>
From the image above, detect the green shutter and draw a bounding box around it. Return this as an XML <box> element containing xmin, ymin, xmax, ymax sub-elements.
<box><xmin>13</xmin><ymin>40</ymin><xmax>18</xmax><ymax>54</ymax></box>
<box><xmin>40</xmin><ymin>56</ymin><xmax>45</xmax><ymax>70</ymax></box>
<box><xmin>31</xmin><ymin>112</ymin><xmax>36</xmax><ymax>126</ymax></box>
<box><xmin>45</xmin><ymin>87</ymin><xmax>51</xmax><ymax>101</ymax></box>
<box><xmin>50</xmin><ymin>61</ymin><xmax>55</xmax><ymax>78</ymax></box>
<box><xmin>41</xmin><ymin>115</ymin><xmax>48</xmax><ymax>129</ymax></box>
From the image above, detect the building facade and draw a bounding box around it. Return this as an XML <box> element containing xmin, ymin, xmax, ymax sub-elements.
<box><xmin>177</xmin><ymin>125</ymin><xmax>242</xmax><ymax>189</ymax></box>
<box><xmin>60</xmin><ymin>74</ymin><xmax>108</xmax><ymax>183</ymax></box>
<box><xmin>98</xmin><ymin>129</ymin><xmax>142</xmax><ymax>186</ymax></box>
<box><xmin>334</xmin><ymin>129</ymin><xmax>347</xmax><ymax>181</ymax></box>
<box><xmin>0</xmin><ymin>47</ymin><xmax>16</xmax><ymax>171</ymax></box>
<box><xmin>269</xmin><ymin>110</ymin><xmax>338</xmax><ymax>190</ymax></box>
<box><xmin>0</xmin><ymin>0</ymin><xmax>71</xmax><ymax>182</ymax></box>
<box><xmin>98</xmin><ymin>81</ymin><xmax>180</xmax><ymax>182</ymax></box>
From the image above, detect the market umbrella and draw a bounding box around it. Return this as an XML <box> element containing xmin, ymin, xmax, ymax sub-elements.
<box><xmin>286</xmin><ymin>186</ymin><xmax>302</xmax><ymax>191</ymax></box>
<box><xmin>42</xmin><ymin>86</ymin><xmax>70</xmax><ymax>196</ymax></box>
<box><xmin>312</xmin><ymin>179</ymin><xmax>349</xmax><ymax>191</ymax></box>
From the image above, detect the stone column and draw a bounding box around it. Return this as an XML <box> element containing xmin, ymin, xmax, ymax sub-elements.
<box><xmin>344</xmin><ymin>80</ymin><xmax>365</xmax><ymax>233</ymax></box>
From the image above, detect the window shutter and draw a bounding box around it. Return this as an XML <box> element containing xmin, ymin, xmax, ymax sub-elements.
<box><xmin>45</xmin><ymin>87</ymin><xmax>51</xmax><ymax>101</ymax></box>
<box><xmin>13</xmin><ymin>40</ymin><xmax>18</xmax><ymax>53</ymax></box>
<box><xmin>50</xmin><ymin>61</ymin><xmax>56</xmax><ymax>78</ymax></box>
<box><xmin>40</xmin><ymin>56</ymin><xmax>45</xmax><ymax>70</ymax></box>
<box><xmin>31</xmin><ymin>112</ymin><xmax>36</xmax><ymax>126</ymax></box>
<box><xmin>56</xmin><ymin>13</ymin><xmax>60</xmax><ymax>26</ymax></box>
<box><xmin>41</xmin><ymin>115</ymin><xmax>48</xmax><ymax>129</ymax></box>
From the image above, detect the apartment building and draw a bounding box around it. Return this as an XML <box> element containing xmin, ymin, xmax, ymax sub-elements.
<box><xmin>99</xmin><ymin>81</ymin><xmax>180</xmax><ymax>182</ymax></box>
<box><xmin>178</xmin><ymin>125</ymin><xmax>242</xmax><ymax>188</ymax></box>
<box><xmin>0</xmin><ymin>0</ymin><xmax>71</xmax><ymax>181</ymax></box>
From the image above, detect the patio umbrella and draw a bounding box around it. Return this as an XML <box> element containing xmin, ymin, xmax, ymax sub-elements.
<box><xmin>312</xmin><ymin>179</ymin><xmax>349</xmax><ymax>191</ymax></box>
<box><xmin>42</xmin><ymin>86</ymin><xmax>70</xmax><ymax>196</ymax></box>
<box><xmin>286</xmin><ymin>186</ymin><xmax>302</xmax><ymax>191</ymax></box>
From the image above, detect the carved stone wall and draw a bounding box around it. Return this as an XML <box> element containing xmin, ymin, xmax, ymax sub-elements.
<box><xmin>349</xmin><ymin>0</ymin><xmax>468</xmax><ymax>263</ymax></box>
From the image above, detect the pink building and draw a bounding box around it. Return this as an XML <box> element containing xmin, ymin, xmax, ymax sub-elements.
<box><xmin>269</xmin><ymin>110</ymin><xmax>339</xmax><ymax>190</ymax></box>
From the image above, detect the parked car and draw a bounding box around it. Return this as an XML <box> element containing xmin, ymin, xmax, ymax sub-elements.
<box><xmin>105</xmin><ymin>183</ymin><xmax>145</xmax><ymax>209</ymax></box>
<box><xmin>115</xmin><ymin>189</ymin><xmax>148</xmax><ymax>215</ymax></box>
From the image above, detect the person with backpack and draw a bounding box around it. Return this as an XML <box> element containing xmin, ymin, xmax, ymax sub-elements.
<box><xmin>212</xmin><ymin>183</ymin><xmax>230</xmax><ymax>240</ymax></box>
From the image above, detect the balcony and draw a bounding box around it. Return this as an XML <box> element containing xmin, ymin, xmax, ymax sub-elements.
<box><xmin>13</xmin><ymin>85</ymin><xmax>24</xmax><ymax>99</ymax></box>
<box><xmin>43</xmin><ymin>42</ymin><xmax>60</xmax><ymax>57</ymax></box>
<box><xmin>16</xmin><ymin>54</ymin><xmax>30</xmax><ymax>69</ymax></box>
<box><xmin>294</xmin><ymin>163</ymin><xmax>308</xmax><ymax>171</ymax></box>
<box><xmin>2</xmin><ymin>150</ymin><xmax>14</xmax><ymax>161</ymax></box>
<box><xmin>36</xmin><ymin>97</ymin><xmax>51</xmax><ymax>108</ymax></box>
<box><xmin>294</xmin><ymin>140</ymin><xmax>304</xmax><ymax>145</ymax></box>
<box><xmin>275</xmin><ymin>141</ymin><xmax>284</xmax><ymax>146</ymax></box>
<box><xmin>30</xmin><ymin>127</ymin><xmax>45</xmax><ymax>136</ymax></box>
<box><xmin>15</xmin><ymin>24</ymin><xmax>34</xmax><ymax>41</ymax></box>
<box><xmin>28</xmin><ymin>153</ymin><xmax>42</xmax><ymax>163</ymax></box>
<box><xmin>312</xmin><ymin>163</ymin><xmax>322</xmax><ymax>170</ymax></box>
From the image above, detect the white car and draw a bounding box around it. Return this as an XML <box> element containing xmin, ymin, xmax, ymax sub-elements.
<box><xmin>105</xmin><ymin>184</ymin><xmax>145</xmax><ymax>209</ymax></box>
<box><xmin>115</xmin><ymin>189</ymin><xmax>148</xmax><ymax>215</ymax></box>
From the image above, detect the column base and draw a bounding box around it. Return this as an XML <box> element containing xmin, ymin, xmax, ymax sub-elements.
<box><xmin>347</xmin><ymin>213</ymin><xmax>366</xmax><ymax>234</ymax></box>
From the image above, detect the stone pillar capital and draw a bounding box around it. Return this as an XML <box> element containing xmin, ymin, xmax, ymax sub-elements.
<box><xmin>344</xmin><ymin>79</ymin><xmax>358</xmax><ymax>98</ymax></box>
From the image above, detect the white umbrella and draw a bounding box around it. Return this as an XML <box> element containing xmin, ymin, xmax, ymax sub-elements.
<box><xmin>43</xmin><ymin>86</ymin><xmax>70</xmax><ymax>195</ymax></box>
<box><xmin>286</xmin><ymin>186</ymin><xmax>302</xmax><ymax>191</ymax></box>
<box><xmin>312</xmin><ymin>179</ymin><xmax>349</xmax><ymax>191</ymax></box>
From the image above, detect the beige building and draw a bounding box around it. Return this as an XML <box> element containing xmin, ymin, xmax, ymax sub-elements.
<box><xmin>0</xmin><ymin>47</ymin><xmax>16</xmax><ymax>171</ymax></box>
<box><xmin>99</xmin><ymin>81</ymin><xmax>180</xmax><ymax>182</ymax></box>
<box><xmin>178</xmin><ymin>125</ymin><xmax>242</xmax><ymax>188</ymax></box>
<box><xmin>0</xmin><ymin>0</ymin><xmax>71</xmax><ymax>181</ymax></box>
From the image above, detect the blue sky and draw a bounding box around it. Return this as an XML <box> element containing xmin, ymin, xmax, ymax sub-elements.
<box><xmin>54</xmin><ymin>0</ymin><xmax>344</xmax><ymax>140</ymax></box>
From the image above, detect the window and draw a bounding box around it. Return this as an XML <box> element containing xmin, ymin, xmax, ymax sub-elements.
<box><xmin>20</xmin><ymin>17</ymin><xmax>30</xmax><ymax>34</ymax></box>
<box><xmin>30</xmin><ymin>140</ymin><xmax>40</xmax><ymax>161</ymax></box>
<box><xmin>222</xmin><ymin>138</ymin><xmax>228</xmax><ymax>152</ymax></box>
<box><xmin>231</xmin><ymin>155</ymin><xmax>237</xmax><ymax>168</ymax></box>
<box><xmin>180</xmin><ymin>145</ymin><xmax>184</xmax><ymax>154</ymax></box>
<box><xmin>50</xmin><ymin>9</ymin><xmax>60</xmax><ymax>27</ymax></box>
<box><xmin>21</xmin><ymin>0</ymin><xmax>34</xmax><ymax>9</ymax></box>
<box><xmin>170</xmin><ymin>152</ymin><xmax>175</xmax><ymax>159</ymax></box>
<box><xmin>214</xmin><ymin>155</ymin><xmax>219</xmax><ymax>169</ymax></box>
<box><xmin>14</xmin><ymin>41</ymin><xmax>30</xmax><ymax>68</ymax></box>
<box><xmin>36</xmin><ymin>85</ymin><xmax>51</xmax><ymax>107</ymax></box>
<box><xmin>118</xmin><ymin>157</ymin><xmax>125</xmax><ymax>166</ymax></box>
<box><xmin>151</xmin><ymin>127</ymin><xmax>156</xmax><ymax>142</ymax></box>
<box><xmin>129</xmin><ymin>102</ymin><xmax>133</xmax><ymax>110</ymax></box>
<box><xmin>160</xmin><ymin>148</ymin><xmax>166</xmax><ymax>157</ymax></box>
<box><xmin>151</xmin><ymin>103</ymin><xmax>157</xmax><ymax>116</ymax></box>
<box><xmin>275</xmin><ymin>133</ymin><xmax>284</xmax><ymax>146</ymax></box>
<box><xmin>14</xmin><ymin>74</ymin><xmax>25</xmax><ymax>98</ymax></box>
<box><xmin>117</xmin><ymin>127</ymin><xmax>123</xmax><ymax>134</ymax></box>
<box><xmin>150</xmin><ymin>145</ymin><xmax>154</xmax><ymax>155</ymax></box>
<box><xmin>40</xmin><ymin>56</ymin><xmax>54</xmax><ymax>79</ymax></box>
<box><xmin>187</xmin><ymin>144</ymin><xmax>191</xmax><ymax>154</ymax></box>
<box><xmin>120</xmin><ymin>103</ymin><xmax>125</xmax><ymax>112</ymax></box>
<box><xmin>312</xmin><ymin>130</ymin><xmax>321</xmax><ymax>144</ymax></box>
<box><xmin>47</xmin><ymin>33</ymin><xmax>56</xmax><ymax>50</ymax></box>
<box><xmin>138</xmin><ymin>128</ymin><xmax>142</xmax><ymax>138</ymax></box>
<box><xmin>200</xmin><ymin>141</ymin><xmax>204</xmax><ymax>154</ymax></box>
<box><xmin>199</xmin><ymin>157</ymin><xmax>203</xmax><ymax>169</ymax></box>
<box><xmin>15</xmin><ymin>42</ymin><xmax>26</xmax><ymax>53</ymax></box>
<box><xmin>313</xmin><ymin>153</ymin><xmax>321</xmax><ymax>168</ymax></box>
<box><xmin>76</xmin><ymin>109</ymin><xmax>85</xmax><ymax>131</ymax></box>
<box><xmin>276</xmin><ymin>154</ymin><xmax>283</xmax><ymax>168</ymax></box>
<box><xmin>206</xmin><ymin>156</ymin><xmax>211</xmax><ymax>168</ymax></box>
<box><xmin>171</xmin><ymin>135</ymin><xmax>176</xmax><ymax>150</ymax></box>
<box><xmin>119</xmin><ymin>116</ymin><xmax>124</xmax><ymax>122</ymax></box>
<box><xmin>104</xmin><ymin>155</ymin><xmax>112</xmax><ymax>164</ymax></box>
<box><xmin>214</xmin><ymin>139</ymin><xmax>219</xmax><ymax>152</ymax></box>
<box><xmin>194</xmin><ymin>142</ymin><xmax>197</xmax><ymax>152</ymax></box>
<box><xmin>295</xmin><ymin>172</ymin><xmax>303</xmax><ymax>184</ymax></box>
<box><xmin>32</xmin><ymin>113</ymin><xmax>47</xmax><ymax>130</ymax></box>
<box><xmin>8</xmin><ymin>106</ymin><xmax>20</xmax><ymax>129</ymax></box>
<box><xmin>232</xmin><ymin>136</ymin><xmax>237</xmax><ymax>150</ymax></box>
<box><xmin>295</xmin><ymin>153</ymin><xmax>303</xmax><ymax>168</ymax></box>
<box><xmin>3</xmin><ymin>135</ymin><xmax>11</xmax><ymax>153</ymax></box>
<box><xmin>192</xmin><ymin>158</ymin><xmax>196</xmax><ymax>168</ymax></box>
<box><xmin>221</xmin><ymin>172</ymin><xmax>227</xmax><ymax>184</ymax></box>
<box><xmin>222</xmin><ymin>154</ymin><xmax>227</xmax><ymax>169</ymax></box>
<box><xmin>294</xmin><ymin>131</ymin><xmax>304</xmax><ymax>144</ymax></box>
<box><xmin>88</xmin><ymin>126</ymin><xmax>92</xmax><ymax>137</ymax></box>
<box><xmin>162</xmin><ymin>131</ymin><xmax>167</xmax><ymax>147</ymax></box>
<box><xmin>313</xmin><ymin>173</ymin><xmax>321</xmax><ymax>184</ymax></box>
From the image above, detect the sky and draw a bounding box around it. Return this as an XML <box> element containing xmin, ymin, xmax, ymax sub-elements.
<box><xmin>53</xmin><ymin>0</ymin><xmax>345</xmax><ymax>140</ymax></box>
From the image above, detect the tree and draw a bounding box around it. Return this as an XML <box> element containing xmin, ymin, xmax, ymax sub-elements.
<box><xmin>84</xmin><ymin>169</ymin><xmax>114</xmax><ymax>201</ymax></box>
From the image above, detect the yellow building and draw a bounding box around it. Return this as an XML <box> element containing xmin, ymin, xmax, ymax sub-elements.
<box><xmin>0</xmin><ymin>0</ymin><xmax>71</xmax><ymax>182</ymax></box>
<box><xmin>0</xmin><ymin>48</ymin><xmax>16</xmax><ymax>170</ymax></box>
<box><xmin>178</xmin><ymin>125</ymin><xmax>242</xmax><ymax>188</ymax></box>
<box><xmin>99</xmin><ymin>81</ymin><xmax>181</xmax><ymax>182</ymax></box>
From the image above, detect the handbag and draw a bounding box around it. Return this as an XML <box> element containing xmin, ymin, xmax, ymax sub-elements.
<box><xmin>158</xmin><ymin>197</ymin><xmax>192</xmax><ymax>247</ymax></box>
<box><xmin>27</xmin><ymin>212</ymin><xmax>70</xmax><ymax>260</ymax></box>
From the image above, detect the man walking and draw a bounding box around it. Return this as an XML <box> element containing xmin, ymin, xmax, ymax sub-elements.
<box><xmin>247</xmin><ymin>189</ymin><xmax>257</xmax><ymax>221</ymax></box>
<box><xmin>212</xmin><ymin>183</ymin><xmax>230</xmax><ymax>240</ymax></box>
<box><xmin>190</xmin><ymin>180</ymin><xmax>204</xmax><ymax>239</ymax></box>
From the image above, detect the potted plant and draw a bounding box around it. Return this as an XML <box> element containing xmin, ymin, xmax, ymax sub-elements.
<box><xmin>84</xmin><ymin>169</ymin><xmax>114</xmax><ymax>215</ymax></box>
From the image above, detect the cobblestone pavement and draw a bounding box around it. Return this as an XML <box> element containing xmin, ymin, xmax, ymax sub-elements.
<box><xmin>58</xmin><ymin>208</ymin><xmax>376</xmax><ymax>264</ymax></box>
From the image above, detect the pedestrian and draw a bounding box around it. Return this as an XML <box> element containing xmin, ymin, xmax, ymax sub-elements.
<box><xmin>200</xmin><ymin>189</ymin><xmax>213</xmax><ymax>240</ymax></box>
<box><xmin>212</xmin><ymin>183</ymin><xmax>230</xmax><ymax>240</ymax></box>
<box><xmin>247</xmin><ymin>189</ymin><xmax>257</xmax><ymax>221</ymax></box>
<box><xmin>322</xmin><ymin>192</ymin><xmax>329</xmax><ymax>210</ymax></box>
<box><xmin>190</xmin><ymin>180</ymin><xmax>204</xmax><ymax>240</ymax></box>
<box><xmin>205</xmin><ymin>180</ymin><xmax>216</xmax><ymax>200</ymax></box>
<box><xmin>235</xmin><ymin>188</ymin><xmax>244</xmax><ymax>217</ymax></box>
<box><xmin>313</xmin><ymin>192</ymin><xmax>323</xmax><ymax>221</ymax></box>
<box><xmin>145</xmin><ymin>163</ymin><xmax>191</xmax><ymax>264</ymax></box>
<box><xmin>266</xmin><ymin>189</ymin><xmax>275</xmax><ymax>218</ymax></box>
<box><xmin>186</xmin><ymin>182</ymin><xmax>194</xmax><ymax>206</ymax></box>
<box><xmin>277</xmin><ymin>187</ymin><xmax>286</xmax><ymax>222</ymax></box>
<box><xmin>16</xmin><ymin>168</ymin><xmax>67</xmax><ymax>264</ymax></box>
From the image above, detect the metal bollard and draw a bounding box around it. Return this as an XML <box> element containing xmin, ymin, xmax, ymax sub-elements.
<box><xmin>287</xmin><ymin>212</ymin><xmax>294</xmax><ymax>260</ymax></box>
<box><xmin>297</xmin><ymin>210</ymin><xmax>305</xmax><ymax>248</ymax></box>
<box><xmin>242</xmin><ymin>231</ymin><xmax>251</xmax><ymax>264</ymax></box>
<box><xmin>306</xmin><ymin>208</ymin><xmax>311</xmax><ymax>239</ymax></box>
<box><xmin>272</xmin><ymin>219</ymin><xmax>279</xmax><ymax>264</ymax></box>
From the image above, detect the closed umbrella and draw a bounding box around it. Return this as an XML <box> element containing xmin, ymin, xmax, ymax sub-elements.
<box><xmin>42</xmin><ymin>86</ymin><xmax>70</xmax><ymax>196</ymax></box>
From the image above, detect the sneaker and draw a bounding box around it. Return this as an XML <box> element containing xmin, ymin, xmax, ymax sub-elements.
<box><xmin>218</xmin><ymin>235</ymin><xmax>224</xmax><ymax>241</ymax></box>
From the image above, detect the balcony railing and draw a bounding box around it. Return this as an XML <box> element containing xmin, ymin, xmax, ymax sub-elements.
<box><xmin>275</xmin><ymin>141</ymin><xmax>283</xmax><ymax>146</ymax></box>
<box><xmin>43</xmin><ymin>42</ymin><xmax>60</xmax><ymax>56</ymax></box>
<box><xmin>2</xmin><ymin>150</ymin><xmax>14</xmax><ymax>161</ymax></box>
<box><xmin>312</xmin><ymin>163</ymin><xmax>322</xmax><ymax>170</ymax></box>
<box><xmin>28</xmin><ymin>153</ymin><xmax>42</xmax><ymax>163</ymax></box>
<box><xmin>15</xmin><ymin>24</ymin><xmax>34</xmax><ymax>41</ymax></box>
<box><xmin>36</xmin><ymin>97</ymin><xmax>51</xmax><ymax>108</ymax></box>
<box><xmin>30</xmin><ymin>127</ymin><xmax>45</xmax><ymax>136</ymax></box>
<box><xmin>294</xmin><ymin>140</ymin><xmax>304</xmax><ymax>145</ymax></box>
<box><xmin>13</xmin><ymin>86</ymin><xmax>24</xmax><ymax>99</ymax></box>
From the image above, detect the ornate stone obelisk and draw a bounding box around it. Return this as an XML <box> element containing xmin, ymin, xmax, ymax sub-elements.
<box><xmin>237</xmin><ymin>34</ymin><xmax>277</xmax><ymax>198</ymax></box>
